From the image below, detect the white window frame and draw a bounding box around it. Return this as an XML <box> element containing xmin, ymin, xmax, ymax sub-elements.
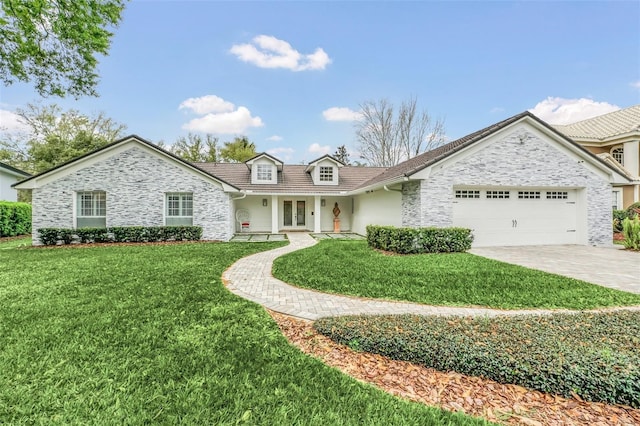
<box><xmin>256</xmin><ymin>164</ymin><xmax>272</xmax><ymax>181</ymax></box>
<box><xmin>76</xmin><ymin>191</ymin><xmax>107</xmax><ymax>228</ymax></box>
<box><xmin>166</xmin><ymin>193</ymin><xmax>193</xmax><ymax>225</ymax></box>
<box><xmin>455</xmin><ymin>190</ymin><xmax>480</xmax><ymax>199</ymax></box>
<box><xmin>319</xmin><ymin>166</ymin><xmax>334</xmax><ymax>182</ymax></box>
<box><xmin>486</xmin><ymin>190</ymin><xmax>509</xmax><ymax>199</ymax></box>
<box><xmin>611</xmin><ymin>146</ymin><xmax>624</xmax><ymax>166</ymax></box>
<box><xmin>518</xmin><ymin>191</ymin><xmax>541</xmax><ymax>199</ymax></box>
<box><xmin>612</xmin><ymin>190</ymin><xmax>622</xmax><ymax>210</ymax></box>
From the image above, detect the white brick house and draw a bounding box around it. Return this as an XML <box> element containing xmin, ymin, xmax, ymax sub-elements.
<box><xmin>14</xmin><ymin>112</ymin><xmax>629</xmax><ymax>246</ymax></box>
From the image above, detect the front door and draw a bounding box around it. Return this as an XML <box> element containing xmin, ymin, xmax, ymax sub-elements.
<box><xmin>283</xmin><ymin>200</ymin><xmax>306</xmax><ymax>228</ymax></box>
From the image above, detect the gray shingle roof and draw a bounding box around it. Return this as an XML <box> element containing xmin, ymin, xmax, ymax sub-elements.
<box><xmin>553</xmin><ymin>105</ymin><xmax>640</xmax><ymax>141</ymax></box>
<box><xmin>0</xmin><ymin>161</ymin><xmax>31</xmax><ymax>177</ymax></box>
<box><xmin>194</xmin><ymin>163</ymin><xmax>386</xmax><ymax>194</ymax></box>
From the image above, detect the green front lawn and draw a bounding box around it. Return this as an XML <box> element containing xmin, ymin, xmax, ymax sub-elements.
<box><xmin>0</xmin><ymin>236</ymin><xmax>31</xmax><ymax>249</ymax></box>
<box><xmin>0</xmin><ymin>242</ymin><xmax>485</xmax><ymax>425</ymax></box>
<box><xmin>272</xmin><ymin>240</ymin><xmax>640</xmax><ymax>310</ymax></box>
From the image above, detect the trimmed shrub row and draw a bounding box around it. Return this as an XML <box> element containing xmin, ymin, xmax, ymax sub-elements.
<box><xmin>37</xmin><ymin>226</ymin><xmax>203</xmax><ymax>246</ymax></box>
<box><xmin>315</xmin><ymin>312</ymin><xmax>640</xmax><ymax>408</ymax></box>
<box><xmin>366</xmin><ymin>225</ymin><xmax>473</xmax><ymax>254</ymax></box>
<box><xmin>0</xmin><ymin>201</ymin><xmax>31</xmax><ymax>237</ymax></box>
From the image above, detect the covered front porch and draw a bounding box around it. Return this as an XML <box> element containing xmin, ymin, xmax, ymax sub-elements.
<box><xmin>232</xmin><ymin>195</ymin><xmax>353</xmax><ymax>234</ymax></box>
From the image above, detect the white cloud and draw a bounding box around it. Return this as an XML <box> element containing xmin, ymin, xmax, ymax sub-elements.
<box><xmin>182</xmin><ymin>106</ymin><xmax>263</xmax><ymax>134</ymax></box>
<box><xmin>322</xmin><ymin>107</ymin><xmax>362</xmax><ymax>122</ymax></box>
<box><xmin>267</xmin><ymin>147</ymin><xmax>295</xmax><ymax>161</ymax></box>
<box><xmin>529</xmin><ymin>97</ymin><xmax>620</xmax><ymax>125</ymax></box>
<box><xmin>0</xmin><ymin>109</ymin><xmax>28</xmax><ymax>133</ymax></box>
<box><xmin>266</xmin><ymin>135</ymin><xmax>283</xmax><ymax>142</ymax></box>
<box><xmin>308</xmin><ymin>143</ymin><xmax>331</xmax><ymax>156</ymax></box>
<box><xmin>631</xmin><ymin>80</ymin><xmax>640</xmax><ymax>90</ymax></box>
<box><xmin>489</xmin><ymin>107</ymin><xmax>505</xmax><ymax>114</ymax></box>
<box><xmin>230</xmin><ymin>35</ymin><xmax>331</xmax><ymax>71</ymax></box>
<box><xmin>179</xmin><ymin>95</ymin><xmax>235</xmax><ymax>115</ymax></box>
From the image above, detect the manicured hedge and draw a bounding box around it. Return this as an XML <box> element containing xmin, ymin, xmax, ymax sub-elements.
<box><xmin>37</xmin><ymin>226</ymin><xmax>203</xmax><ymax>246</ymax></box>
<box><xmin>366</xmin><ymin>225</ymin><xmax>473</xmax><ymax>254</ymax></box>
<box><xmin>0</xmin><ymin>201</ymin><xmax>31</xmax><ymax>237</ymax></box>
<box><xmin>315</xmin><ymin>312</ymin><xmax>640</xmax><ymax>407</ymax></box>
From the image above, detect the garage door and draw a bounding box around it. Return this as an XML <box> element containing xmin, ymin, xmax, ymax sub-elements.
<box><xmin>452</xmin><ymin>188</ymin><xmax>578</xmax><ymax>246</ymax></box>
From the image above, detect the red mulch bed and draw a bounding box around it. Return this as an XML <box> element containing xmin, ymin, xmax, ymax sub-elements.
<box><xmin>24</xmin><ymin>240</ymin><xmax>220</xmax><ymax>249</ymax></box>
<box><xmin>0</xmin><ymin>234</ymin><xmax>30</xmax><ymax>243</ymax></box>
<box><xmin>269</xmin><ymin>311</ymin><xmax>640</xmax><ymax>426</ymax></box>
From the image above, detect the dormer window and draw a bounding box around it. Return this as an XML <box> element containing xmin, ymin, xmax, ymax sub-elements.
<box><xmin>319</xmin><ymin>166</ymin><xmax>334</xmax><ymax>182</ymax></box>
<box><xmin>611</xmin><ymin>146</ymin><xmax>624</xmax><ymax>166</ymax></box>
<box><xmin>256</xmin><ymin>164</ymin><xmax>273</xmax><ymax>181</ymax></box>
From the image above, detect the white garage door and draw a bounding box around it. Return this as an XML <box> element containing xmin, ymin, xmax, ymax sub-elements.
<box><xmin>452</xmin><ymin>188</ymin><xmax>578</xmax><ymax>246</ymax></box>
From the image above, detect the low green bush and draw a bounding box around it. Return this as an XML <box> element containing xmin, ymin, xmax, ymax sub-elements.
<box><xmin>366</xmin><ymin>225</ymin><xmax>473</xmax><ymax>254</ymax></box>
<box><xmin>36</xmin><ymin>226</ymin><xmax>203</xmax><ymax>245</ymax></box>
<box><xmin>315</xmin><ymin>312</ymin><xmax>640</xmax><ymax>408</ymax></box>
<box><xmin>613</xmin><ymin>209</ymin><xmax>629</xmax><ymax>232</ymax></box>
<box><xmin>622</xmin><ymin>216</ymin><xmax>640</xmax><ymax>250</ymax></box>
<box><xmin>0</xmin><ymin>201</ymin><xmax>31</xmax><ymax>237</ymax></box>
<box><xmin>75</xmin><ymin>228</ymin><xmax>111</xmax><ymax>243</ymax></box>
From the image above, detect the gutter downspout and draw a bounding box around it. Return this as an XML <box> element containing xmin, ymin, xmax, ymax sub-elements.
<box><xmin>383</xmin><ymin>185</ymin><xmax>402</xmax><ymax>193</ymax></box>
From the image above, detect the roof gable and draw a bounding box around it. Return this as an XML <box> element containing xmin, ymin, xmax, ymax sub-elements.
<box><xmin>356</xmin><ymin>111</ymin><xmax>630</xmax><ymax>190</ymax></box>
<box><xmin>245</xmin><ymin>153</ymin><xmax>283</xmax><ymax>170</ymax></box>
<box><xmin>13</xmin><ymin>135</ymin><xmax>239</xmax><ymax>191</ymax></box>
<box><xmin>304</xmin><ymin>154</ymin><xmax>345</xmax><ymax>173</ymax></box>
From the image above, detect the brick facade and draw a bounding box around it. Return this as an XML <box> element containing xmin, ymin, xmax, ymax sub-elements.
<box><xmin>31</xmin><ymin>146</ymin><xmax>233</xmax><ymax>244</ymax></box>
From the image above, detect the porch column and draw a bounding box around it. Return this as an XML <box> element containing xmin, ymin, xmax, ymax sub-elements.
<box><xmin>314</xmin><ymin>196</ymin><xmax>321</xmax><ymax>233</ymax></box>
<box><xmin>271</xmin><ymin>195</ymin><xmax>279</xmax><ymax>234</ymax></box>
<box><xmin>623</xmin><ymin>140</ymin><xmax>639</xmax><ymax>178</ymax></box>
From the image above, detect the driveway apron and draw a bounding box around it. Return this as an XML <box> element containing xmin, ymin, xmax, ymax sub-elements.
<box><xmin>470</xmin><ymin>245</ymin><xmax>640</xmax><ymax>294</ymax></box>
<box><xmin>223</xmin><ymin>234</ymin><xmax>640</xmax><ymax>320</ymax></box>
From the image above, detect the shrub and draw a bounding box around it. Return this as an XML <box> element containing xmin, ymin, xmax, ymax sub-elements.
<box><xmin>76</xmin><ymin>228</ymin><xmax>112</xmax><ymax>243</ymax></box>
<box><xmin>622</xmin><ymin>216</ymin><xmax>640</xmax><ymax>250</ymax></box>
<box><xmin>0</xmin><ymin>201</ymin><xmax>31</xmax><ymax>237</ymax></box>
<box><xmin>627</xmin><ymin>202</ymin><xmax>640</xmax><ymax>219</ymax></box>
<box><xmin>366</xmin><ymin>225</ymin><xmax>473</xmax><ymax>254</ymax></box>
<box><xmin>36</xmin><ymin>226</ymin><xmax>203</xmax><ymax>245</ymax></box>
<box><xmin>315</xmin><ymin>312</ymin><xmax>640</xmax><ymax>407</ymax></box>
<box><xmin>613</xmin><ymin>209</ymin><xmax>629</xmax><ymax>232</ymax></box>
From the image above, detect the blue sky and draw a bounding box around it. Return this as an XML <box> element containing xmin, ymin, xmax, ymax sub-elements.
<box><xmin>1</xmin><ymin>1</ymin><xmax>639</xmax><ymax>163</ymax></box>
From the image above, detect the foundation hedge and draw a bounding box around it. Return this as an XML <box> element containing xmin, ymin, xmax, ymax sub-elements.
<box><xmin>315</xmin><ymin>312</ymin><xmax>640</xmax><ymax>408</ymax></box>
<box><xmin>37</xmin><ymin>226</ymin><xmax>203</xmax><ymax>245</ymax></box>
<box><xmin>0</xmin><ymin>201</ymin><xmax>31</xmax><ymax>237</ymax></box>
<box><xmin>366</xmin><ymin>225</ymin><xmax>473</xmax><ymax>254</ymax></box>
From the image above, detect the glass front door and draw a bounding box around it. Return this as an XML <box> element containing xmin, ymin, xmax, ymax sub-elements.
<box><xmin>283</xmin><ymin>200</ymin><xmax>305</xmax><ymax>227</ymax></box>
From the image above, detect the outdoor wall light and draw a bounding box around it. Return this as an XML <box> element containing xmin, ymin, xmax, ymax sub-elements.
<box><xmin>262</xmin><ymin>198</ymin><xmax>268</xmax><ymax>206</ymax></box>
<box><xmin>321</xmin><ymin>199</ymin><xmax>326</xmax><ymax>207</ymax></box>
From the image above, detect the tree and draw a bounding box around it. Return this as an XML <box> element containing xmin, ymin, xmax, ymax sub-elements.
<box><xmin>0</xmin><ymin>103</ymin><xmax>126</xmax><ymax>173</ymax></box>
<box><xmin>169</xmin><ymin>133</ymin><xmax>219</xmax><ymax>162</ymax></box>
<box><xmin>355</xmin><ymin>97</ymin><xmax>445</xmax><ymax>167</ymax></box>
<box><xmin>0</xmin><ymin>0</ymin><xmax>127</xmax><ymax>98</ymax></box>
<box><xmin>333</xmin><ymin>145</ymin><xmax>350</xmax><ymax>165</ymax></box>
<box><xmin>219</xmin><ymin>136</ymin><xmax>257</xmax><ymax>163</ymax></box>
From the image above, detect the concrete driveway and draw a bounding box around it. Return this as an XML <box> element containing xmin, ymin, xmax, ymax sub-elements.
<box><xmin>470</xmin><ymin>245</ymin><xmax>640</xmax><ymax>294</ymax></box>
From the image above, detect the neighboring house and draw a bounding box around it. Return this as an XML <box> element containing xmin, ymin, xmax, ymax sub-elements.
<box><xmin>0</xmin><ymin>161</ymin><xmax>31</xmax><ymax>201</ymax></box>
<box><xmin>14</xmin><ymin>111</ymin><xmax>629</xmax><ymax>247</ymax></box>
<box><xmin>554</xmin><ymin>105</ymin><xmax>640</xmax><ymax>209</ymax></box>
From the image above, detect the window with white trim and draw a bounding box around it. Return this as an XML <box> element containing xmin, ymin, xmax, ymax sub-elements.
<box><xmin>166</xmin><ymin>193</ymin><xmax>193</xmax><ymax>226</ymax></box>
<box><xmin>611</xmin><ymin>146</ymin><xmax>624</xmax><ymax>166</ymax></box>
<box><xmin>319</xmin><ymin>166</ymin><xmax>334</xmax><ymax>182</ymax></box>
<box><xmin>546</xmin><ymin>191</ymin><xmax>568</xmax><ymax>199</ymax></box>
<box><xmin>256</xmin><ymin>164</ymin><xmax>272</xmax><ymax>181</ymax></box>
<box><xmin>455</xmin><ymin>190</ymin><xmax>480</xmax><ymax>199</ymax></box>
<box><xmin>77</xmin><ymin>191</ymin><xmax>106</xmax><ymax>228</ymax></box>
<box><xmin>518</xmin><ymin>191</ymin><xmax>540</xmax><ymax>199</ymax></box>
<box><xmin>612</xmin><ymin>190</ymin><xmax>622</xmax><ymax>210</ymax></box>
<box><xmin>486</xmin><ymin>190</ymin><xmax>510</xmax><ymax>199</ymax></box>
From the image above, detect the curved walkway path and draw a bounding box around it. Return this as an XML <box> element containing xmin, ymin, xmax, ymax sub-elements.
<box><xmin>223</xmin><ymin>233</ymin><xmax>640</xmax><ymax>320</ymax></box>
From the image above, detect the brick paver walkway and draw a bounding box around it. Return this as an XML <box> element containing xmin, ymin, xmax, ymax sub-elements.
<box><xmin>222</xmin><ymin>233</ymin><xmax>640</xmax><ymax>320</ymax></box>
